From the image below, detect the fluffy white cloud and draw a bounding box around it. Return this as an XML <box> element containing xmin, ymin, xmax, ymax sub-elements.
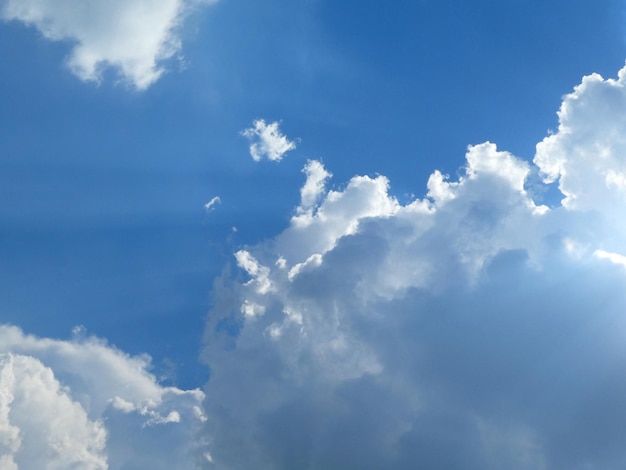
<box><xmin>0</xmin><ymin>353</ymin><xmax>107</xmax><ymax>469</ymax></box>
<box><xmin>0</xmin><ymin>0</ymin><xmax>215</xmax><ymax>89</ymax></box>
<box><xmin>0</xmin><ymin>325</ymin><xmax>206</xmax><ymax>469</ymax></box>
<box><xmin>535</xmin><ymin>67</ymin><xmax>626</xmax><ymax>212</ymax></box>
<box><xmin>202</xmin><ymin>65</ymin><xmax>626</xmax><ymax>469</ymax></box>
<box><xmin>241</xmin><ymin>119</ymin><xmax>297</xmax><ymax>162</ymax></box>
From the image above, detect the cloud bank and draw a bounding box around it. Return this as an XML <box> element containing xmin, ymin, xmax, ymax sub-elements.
<box><xmin>241</xmin><ymin>119</ymin><xmax>297</xmax><ymax>162</ymax></box>
<box><xmin>202</xmin><ymin>65</ymin><xmax>626</xmax><ymax>469</ymax></box>
<box><xmin>0</xmin><ymin>0</ymin><xmax>215</xmax><ymax>89</ymax></box>
<box><xmin>0</xmin><ymin>325</ymin><xmax>206</xmax><ymax>469</ymax></box>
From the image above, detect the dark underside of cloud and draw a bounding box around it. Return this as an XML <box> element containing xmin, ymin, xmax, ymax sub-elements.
<box><xmin>203</xmin><ymin>244</ymin><xmax>626</xmax><ymax>470</ymax></box>
<box><xmin>200</xmin><ymin>66</ymin><xmax>626</xmax><ymax>469</ymax></box>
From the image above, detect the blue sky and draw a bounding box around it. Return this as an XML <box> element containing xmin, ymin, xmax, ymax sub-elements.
<box><xmin>3</xmin><ymin>0</ymin><xmax>626</xmax><ymax>468</ymax></box>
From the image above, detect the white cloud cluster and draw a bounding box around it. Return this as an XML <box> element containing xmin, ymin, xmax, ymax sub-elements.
<box><xmin>202</xmin><ymin>65</ymin><xmax>626</xmax><ymax>469</ymax></box>
<box><xmin>0</xmin><ymin>0</ymin><xmax>215</xmax><ymax>90</ymax></box>
<box><xmin>0</xmin><ymin>325</ymin><xmax>206</xmax><ymax>469</ymax></box>
<box><xmin>241</xmin><ymin>119</ymin><xmax>297</xmax><ymax>162</ymax></box>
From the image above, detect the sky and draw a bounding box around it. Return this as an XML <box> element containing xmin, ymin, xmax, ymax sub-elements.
<box><xmin>2</xmin><ymin>0</ymin><xmax>626</xmax><ymax>468</ymax></box>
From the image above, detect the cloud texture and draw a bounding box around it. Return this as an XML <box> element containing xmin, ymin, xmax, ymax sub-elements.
<box><xmin>241</xmin><ymin>120</ymin><xmax>297</xmax><ymax>162</ymax></box>
<box><xmin>0</xmin><ymin>326</ymin><xmax>206</xmax><ymax>469</ymax></box>
<box><xmin>0</xmin><ymin>0</ymin><xmax>214</xmax><ymax>89</ymax></box>
<box><xmin>202</xmin><ymin>65</ymin><xmax>626</xmax><ymax>469</ymax></box>
<box><xmin>3</xmin><ymin>43</ymin><xmax>626</xmax><ymax>468</ymax></box>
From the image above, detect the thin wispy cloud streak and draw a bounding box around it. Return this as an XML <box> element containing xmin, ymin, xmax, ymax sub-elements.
<box><xmin>204</xmin><ymin>196</ymin><xmax>221</xmax><ymax>212</ymax></box>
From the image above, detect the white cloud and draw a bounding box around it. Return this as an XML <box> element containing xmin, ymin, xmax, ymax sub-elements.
<box><xmin>0</xmin><ymin>0</ymin><xmax>215</xmax><ymax>90</ymax></box>
<box><xmin>204</xmin><ymin>196</ymin><xmax>221</xmax><ymax>212</ymax></box>
<box><xmin>235</xmin><ymin>249</ymin><xmax>273</xmax><ymax>295</ymax></box>
<box><xmin>594</xmin><ymin>249</ymin><xmax>626</xmax><ymax>269</ymax></box>
<box><xmin>0</xmin><ymin>353</ymin><xmax>107</xmax><ymax>469</ymax></box>
<box><xmin>279</xmin><ymin>163</ymin><xmax>400</xmax><ymax>268</ymax></box>
<box><xmin>298</xmin><ymin>160</ymin><xmax>332</xmax><ymax>213</ymax></box>
<box><xmin>0</xmin><ymin>325</ymin><xmax>206</xmax><ymax>469</ymax></box>
<box><xmin>241</xmin><ymin>119</ymin><xmax>297</xmax><ymax>162</ymax></box>
<box><xmin>202</xmin><ymin>65</ymin><xmax>626</xmax><ymax>469</ymax></box>
<box><xmin>535</xmin><ymin>67</ymin><xmax>626</xmax><ymax>211</ymax></box>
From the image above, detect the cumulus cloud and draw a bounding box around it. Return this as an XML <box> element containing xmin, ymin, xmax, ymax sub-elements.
<box><xmin>0</xmin><ymin>353</ymin><xmax>107</xmax><ymax>469</ymax></box>
<box><xmin>241</xmin><ymin>119</ymin><xmax>297</xmax><ymax>162</ymax></box>
<box><xmin>535</xmin><ymin>67</ymin><xmax>626</xmax><ymax>213</ymax></box>
<box><xmin>0</xmin><ymin>0</ymin><xmax>215</xmax><ymax>90</ymax></box>
<box><xmin>202</xmin><ymin>65</ymin><xmax>626</xmax><ymax>469</ymax></box>
<box><xmin>0</xmin><ymin>325</ymin><xmax>206</xmax><ymax>469</ymax></box>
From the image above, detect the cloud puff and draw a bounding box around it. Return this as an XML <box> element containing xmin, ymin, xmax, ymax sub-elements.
<box><xmin>0</xmin><ymin>325</ymin><xmax>206</xmax><ymax>469</ymax></box>
<box><xmin>0</xmin><ymin>0</ymin><xmax>215</xmax><ymax>90</ymax></box>
<box><xmin>241</xmin><ymin>119</ymin><xmax>297</xmax><ymax>162</ymax></box>
<box><xmin>202</xmin><ymin>65</ymin><xmax>626</xmax><ymax>469</ymax></box>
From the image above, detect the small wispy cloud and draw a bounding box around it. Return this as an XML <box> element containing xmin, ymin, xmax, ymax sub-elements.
<box><xmin>204</xmin><ymin>196</ymin><xmax>221</xmax><ymax>212</ymax></box>
<box><xmin>594</xmin><ymin>249</ymin><xmax>626</xmax><ymax>268</ymax></box>
<box><xmin>240</xmin><ymin>119</ymin><xmax>296</xmax><ymax>162</ymax></box>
